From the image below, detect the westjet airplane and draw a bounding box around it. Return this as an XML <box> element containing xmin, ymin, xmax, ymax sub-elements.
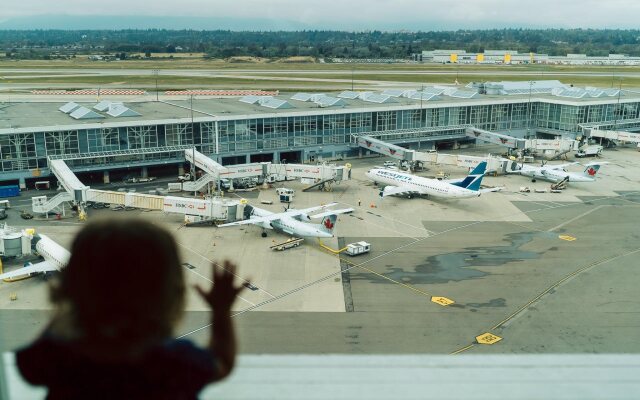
<box><xmin>366</xmin><ymin>161</ymin><xmax>499</xmax><ymax>199</ymax></box>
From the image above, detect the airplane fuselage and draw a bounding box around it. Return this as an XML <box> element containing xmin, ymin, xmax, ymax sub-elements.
<box><xmin>249</xmin><ymin>207</ymin><xmax>333</xmax><ymax>238</ymax></box>
<box><xmin>35</xmin><ymin>234</ymin><xmax>71</xmax><ymax>270</ymax></box>
<box><xmin>519</xmin><ymin>167</ymin><xmax>594</xmax><ymax>183</ymax></box>
<box><xmin>366</xmin><ymin>168</ymin><xmax>481</xmax><ymax>199</ymax></box>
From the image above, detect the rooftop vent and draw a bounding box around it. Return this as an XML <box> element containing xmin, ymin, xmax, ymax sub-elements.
<box><xmin>69</xmin><ymin>107</ymin><xmax>105</xmax><ymax>120</ymax></box>
<box><xmin>107</xmin><ymin>103</ymin><xmax>141</xmax><ymax>117</ymax></box>
<box><xmin>59</xmin><ymin>102</ymin><xmax>81</xmax><ymax>114</ymax></box>
<box><xmin>337</xmin><ymin>91</ymin><xmax>360</xmax><ymax>99</ymax></box>
<box><xmin>360</xmin><ymin>93</ymin><xmax>397</xmax><ymax>104</ymax></box>
<box><xmin>315</xmin><ymin>96</ymin><xmax>346</xmax><ymax>108</ymax></box>
<box><xmin>259</xmin><ymin>98</ymin><xmax>294</xmax><ymax>109</ymax></box>
<box><xmin>93</xmin><ymin>100</ymin><xmax>112</xmax><ymax>112</ymax></box>
<box><xmin>239</xmin><ymin>95</ymin><xmax>267</xmax><ymax>104</ymax></box>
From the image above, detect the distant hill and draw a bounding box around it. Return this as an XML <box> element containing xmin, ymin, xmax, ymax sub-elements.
<box><xmin>0</xmin><ymin>15</ymin><xmax>311</xmax><ymax>31</ymax></box>
<box><xmin>1</xmin><ymin>27</ymin><xmax>639</xmax><ymax>59</ymax></box>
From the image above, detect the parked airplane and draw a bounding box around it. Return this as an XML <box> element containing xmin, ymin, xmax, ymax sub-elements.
<box><xmin>0</xmin><ymin>234</ymin><xmax>70</xmax><ymax>281</ymax></box>
<box><xmin>366</xmin><ymin>161</ymin><xmax>497</xmax><ymax>199</ymax></box>
<box><xmin>511</xmin><ymin>161</ymin><xmax>608</xmax><ymax>183</ymax></box>
<box><xmin>217</xmin><ymin>202</ymin><xmax>353</xmax><ymax>238</ymax></box>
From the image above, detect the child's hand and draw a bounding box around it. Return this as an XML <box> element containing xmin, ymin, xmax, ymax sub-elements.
<box><xmin>195</xmin><ymin>260</ymin><xmax>246</xmax><ymax>313</ymax></box>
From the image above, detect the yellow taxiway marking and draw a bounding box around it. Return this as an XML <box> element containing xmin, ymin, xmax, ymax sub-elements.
<box><xmin>451</xmin><ymin>344</ymin><xmax>475</xmax><ymax>354</ymax></box>
<box><xmin>317</xmin><ymin>241</ymin><xmax>349</xmax><ymax>254</ymax></box>
<box><xmin>317</xmin><ymin>244</ymin><xmax>455</xmax><ymax>307</ymax></box>
<box><xmin>559</xmin><ymin>235</ymin><xmax>577</xmax><ymax>241</ymax></box>
<box><xmin>475</xmin><ymin>333</ymin><xmax>503</xmax><ymax>345</ymax></box>
<box><xmin>451</xmin><ymin>247</ymin><xmax>640</xmax><ymax>355</ymax></box>
<box><xmin>431</xmin><ymin>296</ymin><xmax>455</xmax><ymax>306</ymax></box>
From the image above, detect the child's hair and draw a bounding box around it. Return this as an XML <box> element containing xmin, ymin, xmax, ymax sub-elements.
<box><xmin>50</xmin><ymin>218</ymin><xmax>185</xmax><ymax>352</ymax></box>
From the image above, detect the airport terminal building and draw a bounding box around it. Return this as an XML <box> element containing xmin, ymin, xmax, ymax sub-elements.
<box><xmin>1</xmin><ymin>80</ymin><xmax>640</xmax><ymax>186</ymax></box>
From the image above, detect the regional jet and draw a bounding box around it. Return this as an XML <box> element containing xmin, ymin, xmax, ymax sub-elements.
<box><xmin>511</xmin><ymin>161</ymin><xmax>608</xmax><ymax>183</ymax></box>
<box><xmin>366</xmin><ymin>161</ymin><xmax>497</xmax><ymax>199</ymax></box>
<box><xmin>217</xmin><ymin>202</ymin><xmax>353</xmax><ymax>238</ymax></box>
<box><xmin>0</xmin><ymin>234</ymin><xmax>70</xmax><ymax>281</ymax></box>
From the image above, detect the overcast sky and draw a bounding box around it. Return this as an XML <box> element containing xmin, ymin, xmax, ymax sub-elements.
<box><xmin>1</xmin><ymin>0</ymin><xmax>639</xmax><ymax>30</ymax></box>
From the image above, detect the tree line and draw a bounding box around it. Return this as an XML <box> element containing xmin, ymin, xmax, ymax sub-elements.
<box><xmin>1</xmin><ymin>29</ymin><xmax>639</xmax><ymax>60</ymax></box>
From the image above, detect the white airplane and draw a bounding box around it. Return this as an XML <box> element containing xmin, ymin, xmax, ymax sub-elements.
<box><xmin>0</xmin><ymin>234</ymin><xmax>70</xmax><ymax>281</ymax></box>
<box><xmin>217</xmin><ymin>202</ymin><xmax>354</xmax><ymax>238</ymax></box>
<box><xmin>510</xmin><ymin>161</ymin><xmax>608</xmax><ymax>183</ymax></box>
<box><xmin>366</xmin><ymin>161</ymin><xmax>497</xmax><ymax>199</ymax></box>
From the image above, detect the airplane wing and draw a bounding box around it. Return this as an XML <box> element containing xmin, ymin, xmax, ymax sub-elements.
<box><xmin>0</xmin><ymin>261</ymin><xmax>58</xmax><ymax>280</ymax></box>
<box><xmin>217</xmin><ymin>216</ymin><xmax>276</xmax><ymax>228</ymax></box>
<box><xmin>545</xmin><ymin>162</ymin><xmax>579</xmax><ymax>170</ymax></box>
<box><xmin>310</xmin><ymin>208</ymin><xmax>354</xmax><ymax>219</ymax></box>
<box><xmin>380</xmin><ymin>185</ymin><xmax>423</xmax><ymax>197</ymax></box>
<box><xmin>217</xmin><ymin>203</ymin><xmax>340</xmax><ymax>228</ymax></box>
<box><xmin>291</xmin><ymin>203</ymin><xmax>338</xmax><ymax>215</ymax></box>
<box><xmin>479</xmin><ymin>186</ymin><xmax>505</xmax><ymax>193</ymax></box>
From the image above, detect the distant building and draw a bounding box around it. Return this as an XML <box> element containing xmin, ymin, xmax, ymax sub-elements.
<box><xmin>414</xmin><ymin>50</ymin><xmax>639</xmax><ymax>65</ymax></box>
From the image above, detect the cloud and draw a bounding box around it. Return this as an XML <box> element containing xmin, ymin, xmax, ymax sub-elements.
<box><xmin>1</xmin><ymin>0</ymin><xmax>639</xmax><ymax>29</ymax></box>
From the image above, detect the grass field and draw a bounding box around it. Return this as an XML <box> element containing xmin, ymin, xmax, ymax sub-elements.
<box><xmin>1</xmin><ymin>59</ymin><xmax>638</xmax><ymax>90</ymax></box>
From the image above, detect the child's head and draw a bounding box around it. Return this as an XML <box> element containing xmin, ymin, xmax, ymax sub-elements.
<box><xmin>51</xmin><ymin>218</ymin><xmax>185</xmax><ymax>347</ymax></box>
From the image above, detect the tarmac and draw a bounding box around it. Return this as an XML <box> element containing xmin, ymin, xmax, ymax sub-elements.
<box><xmin>1</xmin><ymin>144</ymin><xmax>639</xmax><ymax>355</ymax></box>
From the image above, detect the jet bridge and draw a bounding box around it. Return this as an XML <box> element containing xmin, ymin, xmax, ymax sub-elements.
<box><xmin>354</xmin><ymin>136</ymin><xmax>415</xmax><ymax>162</ymax></box>
<box><xmin>465</xmin><ymin>127</ymin><xmax>525</xmax><ymax>150</ymax></box>
<box><xmin>49</xmin><ymin>159</ymin><xmax>89</xmax><ymax>202</ymax></box>
<box><xmin>184</xmin><ymin>149</ymin><xmax>228</xmax><ymax>175</ymax></box>
<box><xmin>33</xmin><ymin>158</ymin><xmax>244</xmax><ymax>222</ymax></box>
<box><xmin>466</xmin><ymin>127</ymin><xmax>577</xmax><ymax>157</ymax></box>
<box><xmin>585</xmin><ymin>128</ymin><xmax>640</xmax><ymax>146</ymax></box>
<box><xmin>183</xmin><ymin>149</ymin><xmax>349</xmax><ymax>192</ymax></box>
<box><xmin>354</xmin><ymin>135</ymin><xmax>508</xmax><ymax>174</ymax></box>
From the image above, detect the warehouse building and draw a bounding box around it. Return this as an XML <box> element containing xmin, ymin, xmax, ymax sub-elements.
<box><xmin>415</xmin><ymin>50</ymin><xmax>640</xmax><ymax>65</ymax></box>
<box><xmin>1</xmin><ymin>81</ymin><xmax>639</xmax><ymax>187</ymax></box>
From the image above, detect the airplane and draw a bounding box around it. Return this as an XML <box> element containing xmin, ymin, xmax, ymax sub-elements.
<box><xmin>217</xmin><ymin>202</ymin><xmax>353</xmax><ymax>238</ymax></box>
<box><xmin>510</xmin><ymin>161</ymin><xmax>608</xmax><ymax>183</ymax></box>
<box><xmin>366</xmin><ymin>161</ymin><xmax>498</xmax><ymax>199</ymax></box>
<box><xmin>0</xmin><ymin>234</ymin><xmax>70</xmax><ymax>281</ymax></box>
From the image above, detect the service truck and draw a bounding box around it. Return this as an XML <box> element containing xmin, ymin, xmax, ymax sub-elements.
<box><xmin>345</xmin><ymin>241</ymin><xmax>371</xmax><ymax>256</ymax></box>
<box><xmin>575</xmin><ymin>145</ymin><xmax>603</xmax><ymax>158</ymax></box>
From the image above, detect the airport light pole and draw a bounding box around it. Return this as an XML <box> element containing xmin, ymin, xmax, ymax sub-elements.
<box><xmin>153</xmin><ymin>69</ymin><xmax>159</xmax><ymax>101</ymax></box>
<box><xmin>351</xmin><ymin>68</ymin><xmax>354</xmax><ymax>91</ymax></box>
<box><xmin>190</xmin><ymin>94</ymin><xmax>196</xmax><ymax>197</ymax></box>
<box><xmin>614</xmin><ymin>79</ymin><xmax>623</xmax><ymax>132</ymax></box>
<box><xmin>420</xmin><ymin>84</ymin><xmax>424</xmax><ymax>111</ymax></box>
<box><xmin>526</xmin><ymin>80</ymin><xmax>533</xmax><ymax>139</ymax></box>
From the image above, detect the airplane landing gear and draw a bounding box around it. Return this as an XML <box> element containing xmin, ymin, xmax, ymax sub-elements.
<box><xmin>261</xmin><ymin>231</ymin><xmax>267</xmax><ymax>238</ymax></box>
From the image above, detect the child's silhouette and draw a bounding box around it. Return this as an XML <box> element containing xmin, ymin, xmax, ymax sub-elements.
<box><xmin>16</xmin><ymin>218</ymin><xmax>245</xmax><ymax>399</ymax></box>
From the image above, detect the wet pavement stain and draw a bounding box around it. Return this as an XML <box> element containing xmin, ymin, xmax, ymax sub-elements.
<box><xmin>355</xmin><ymin>232</ymin><xmax>551</xmax><ymax>285</ymax></box>
<box><xmin>465</xmin><ymin>298</ymin><xmax>507</xmax><ymax>308</ymax></box>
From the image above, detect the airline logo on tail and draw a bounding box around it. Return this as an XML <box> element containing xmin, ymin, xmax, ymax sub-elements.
<box><xmin>452</xmin><ymin>161</ymin><xmax>487</xmax><ymax>191</ymax></box>
<box><xmin>583</xmin><ymin>163</ymin><xmax>603</xmax><ymax>177</ymax></box>
<box><xmin>321</xmin><ymin>215</ymin><xmax>337</xmax><ymax>233</ymax></box>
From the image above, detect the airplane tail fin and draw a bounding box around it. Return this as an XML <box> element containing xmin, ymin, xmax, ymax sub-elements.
<box><xmin>319</xmin><ymin>214</ymin><xmax>337</xmax><ymax>234</ymax></box>
<box><xmin>452</xmin><ymin>161</ymin><xmax>487</xmax><ymax>191</ymax></box>
<box><xmin>582</xmin><ymin>162</ymin><xmax>604</xmax><ymax>178</ymax></box>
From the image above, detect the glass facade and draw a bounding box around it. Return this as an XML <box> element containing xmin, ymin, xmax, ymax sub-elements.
<box><xmin>2</xmin><ymin>99</ymin><xmax>640</xmax><ymax>174</ymax></box>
